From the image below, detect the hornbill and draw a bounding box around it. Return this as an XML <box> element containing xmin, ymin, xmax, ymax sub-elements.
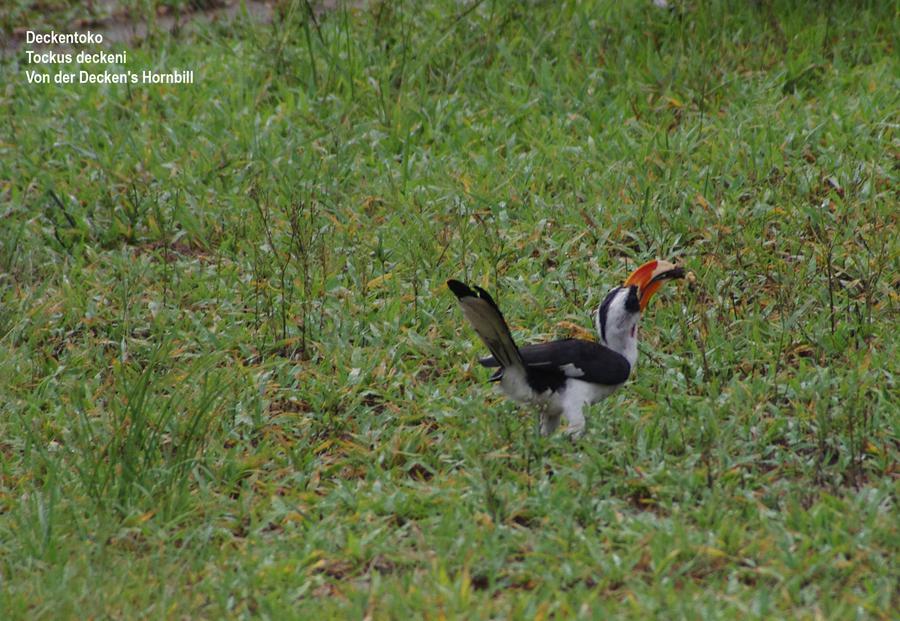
<box><xmin>447</xmin><ymin>260</ymin><xmax>684</xmax><ymax>438</ymax></box>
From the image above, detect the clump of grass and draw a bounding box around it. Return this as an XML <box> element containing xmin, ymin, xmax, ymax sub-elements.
<box><xmin>67</xmin><ymin>342</ymin><xmax>229</xmax><ymax>519</ymax></box>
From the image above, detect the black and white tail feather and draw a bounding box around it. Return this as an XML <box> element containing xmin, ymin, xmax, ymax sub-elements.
<box><xmin>445</xmin><ymin>280</ymin><xmax>525</xmax><ymax>374</ymax></box>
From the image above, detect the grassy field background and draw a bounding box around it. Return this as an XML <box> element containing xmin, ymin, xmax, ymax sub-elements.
<box><xmin>1</xmin><ymin>0</ymin><xmax>898</xmax><ymax>618</ymax></box>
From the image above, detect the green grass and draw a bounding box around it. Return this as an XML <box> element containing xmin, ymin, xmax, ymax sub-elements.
<box><xmin>1</xmin><ymin>0</ymin><xmax>898</xmax><ymax>618</ymax></box>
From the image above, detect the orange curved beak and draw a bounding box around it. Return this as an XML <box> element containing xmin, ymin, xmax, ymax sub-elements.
<box><xmin>623</xmin><ymin>259</ymin><xmax>685</xmax><ymax>311</ymax></box>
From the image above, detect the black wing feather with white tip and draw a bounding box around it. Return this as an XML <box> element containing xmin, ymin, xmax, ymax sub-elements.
<box><xmin>480</xmin><ymin>338</ymin><xmax>630</xmax><ymax>386</ymax></box>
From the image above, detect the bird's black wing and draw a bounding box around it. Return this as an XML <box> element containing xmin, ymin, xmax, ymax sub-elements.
<box><xmin>480</xmin><ymin>338</ymin><xmax>631</xmax><ymax>386</ymax></box>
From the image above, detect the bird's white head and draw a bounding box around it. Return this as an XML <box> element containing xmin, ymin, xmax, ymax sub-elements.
<box><xmin>593</xmin><ymin>259</ymin><xmax>684</xmax><ymax>364</ymax></box>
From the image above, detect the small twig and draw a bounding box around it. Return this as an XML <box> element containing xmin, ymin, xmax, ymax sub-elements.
<box><xmin>302</xmin><ymin>0</ymin><xmax>326</xmax><ymax>45</ymax></box>
<box><xmin>441</xmin><ymin>0</ymin><xmax>488</xmax><ymax>36</ymax></box>
<box><xmin>48</xmin><ymin>190</ymin><xmax>76</xmax><ymax>227</ymax></box>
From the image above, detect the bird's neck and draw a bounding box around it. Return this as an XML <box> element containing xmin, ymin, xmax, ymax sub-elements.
<box><xmin>601</xmin><ymin>324</ymin><xmax>639</xmax><ymax>370</ymax></box>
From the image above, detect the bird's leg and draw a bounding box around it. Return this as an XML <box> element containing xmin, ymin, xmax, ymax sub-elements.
<box><xmin>562</xmin><ymin>403</ymin><xmax>586</xmax><ymax>439</ymax></box>
<box><xmin>540</xmin><ymin>408</ymin><xmax>562</xmax><ymax>436</ymax></box>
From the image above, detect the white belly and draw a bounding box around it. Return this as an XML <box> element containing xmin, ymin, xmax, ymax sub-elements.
<box><xmin>499</xmin><ymin>372</ymin><xmax>621</xmax><ymax>414</ymax></box>
<box><xmin>553</xmin><ymin>379</ymin><xmax>619</xmax><ymax>412</ymax></box>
